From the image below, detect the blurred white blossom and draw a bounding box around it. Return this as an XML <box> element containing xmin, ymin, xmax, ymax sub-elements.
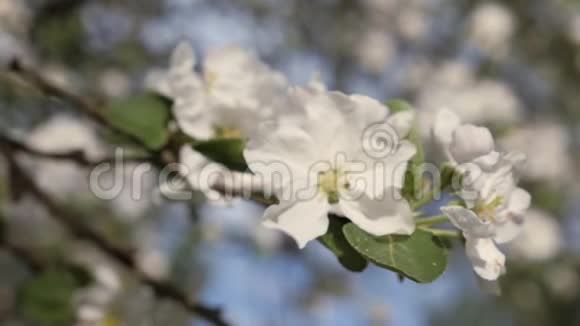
<box><xmin>500</xmin><ymin>122</ymin><xmax>572</xmax><ymax>183</ymax></box>
<box><xmin>507</xmin><ymin>209</ymin><xmax>562</xmax><ymax>262</ymax></box>
<box><xmin>397</xmin><ymin>5</ymin><xmax>429</xmax><ymax>43</ymax></box>
<box><xmin>152</xmin><ymin>42</ymin><xmax>288</xmax><ymax>202</ymax></box>
<box><xmin>22</xmin><ymin>115</ymin><xmax>105</xmax><ymax>198</ymax></box>
<box><xmin>355</xmin><ymin>29</ymin><xmax>396</xmax><ymax>75</ymax></box>
<box><xmin>467</xmin><ymin>3</ymin><xmax>515</xmax><ymax>59</ymax></box>
<box><xmin>98</xmin><ymin>69</ymin><xmax>131</xmax><ymax>98</ymax></box>
<box><xmin>158</xmin><ymin>42</ymin><xmax>288</xmax><ymax>139</ymax></box>
<box><xmin>0</xmin><ymin>0</ymin><xmax>31</xmax><ymax>34</ymax></box>
<box><xmin>544</xmin><ymin>264</ymin><xmax>579</xmax><ymax>300</ymax></box>
<box><xmin>418</xmin><ymin>62</ymin><xmax>522</xmax><ymax>135</ymax></box>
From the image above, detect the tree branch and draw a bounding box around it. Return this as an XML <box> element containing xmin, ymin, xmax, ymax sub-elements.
<box><xmin>7</xmin><ymin>60</ymin><xmax>164</xmax><ymax>158</ymax></box>
<box><xmin>0</xmin><ymin>146</ymin><xmax>229</xmax><ymax>326</ymax></box>
<box><xmin>0</xmin><ymin>215</ymin><xmax>44</xmax><ymax>272</ymax></box>
<box><xmin>0</xmin><ymin>133</ymin><xmax>150</xmax><ymax>167</ymax></box>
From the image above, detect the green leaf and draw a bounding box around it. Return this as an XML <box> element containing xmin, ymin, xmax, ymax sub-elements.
<box><xmin>18</xmin><ymin>269</ymin><xmax>82</xmax><ymax>326</ymax></box>
<box><xmin>318</xmin><ymin>216</ymin><xmax>368</xmax><ymax>272</ymax></box>
<box><xmin>343</xmin><ymin>224</ymin><xmax>448</xmax><ymax>283</ymax></box>
<box><xmin>386</xmin><ymin>100</ymin><xmax>425</xmax><ymax>204</ymax></box>
<box><xmin>103</xmin><ymin>93</ymin><xmax>171</xmax><ymax>150</ymax></box>
<box><xmin>193</xmin><ymin>138</ymin><xmax>247</xmax><ymax>172</ymax></box>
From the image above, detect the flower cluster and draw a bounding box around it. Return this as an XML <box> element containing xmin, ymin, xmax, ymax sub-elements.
<box><xmin>434</xmin><ymin>109</ymin><xmax>531</xmax><ymax>280</ymax></box>
<box><xmin>153</xmin><ymin>42</ymin><xmax>531</xmax><ymax>281</ymax></box>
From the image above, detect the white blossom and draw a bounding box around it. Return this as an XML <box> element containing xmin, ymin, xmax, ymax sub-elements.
<box><xmin>98</xmin><ymin>68</ymin><xmax>131</xmax><ymax>98</ymax></box>
<box><xmin>467</xmin><ymin>3</ymin><xmax>515</xmax><ymax>59</ymax></box>
<box><xmin>500</xmin><ymin>123</ymin><xmax>572</xmax><ymax>183</ymax></box>
<box><xmin>355</xmin><ymin>28</ymin><xmax>396</xmax><ymax>75</ymax></box>
<box><xmin>154</xmin><ymin>42</ymin><xmax>288</xmax><ymax>201</ymax></box>
<box><xmin>417</xmin><ymin>62</ymin><xmax>522</xmax><ymax>134</ymax></box>
<box><xmin>434</xmin><ymin>109</ymin><xmax>531</xmax><ymax>280</ymax></box>
<box><xmin>244</xmin><ymin>89</ymin><xmax>416</xmax><ymax>248</ymax></box>
<box><xmin>164</xmin><ymin>42</ymin><xmax>288</xmax><ymax>140</ymax></box>
<box><xmin>507</xmin><ymin>209</ymin><xmax>562</xmax><ymax>262</ymax></box>
<box><xmin>21</xmin><ymin>115</ymin><xmax>105</xmax><ymax>198</ymax></box>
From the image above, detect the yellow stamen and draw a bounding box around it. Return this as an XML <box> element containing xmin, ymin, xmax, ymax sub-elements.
<box><xmin>204</xmin><ymin>70</ymin><xmax>218</xmax><ymax>89</ymax></box>
<box><xmin>318</xmin><ymin>169</ymin><xmax>348</xmax><ymax>204</ymax></box>
<box><xmin>214</xmin><ymin>126</ymin><xmax>243</xmax><ymax>139</ymax></box>
<box><xmin>474</xmin><ymin>196</ymin><xmax>504</xmax><ymax>222</ymax></box>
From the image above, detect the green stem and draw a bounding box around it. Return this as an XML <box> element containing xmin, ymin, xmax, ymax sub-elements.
<box><xmin>411</xmin><ymin>191</ymin><xmax>435</xmax><ymax>210</ymax></box>
<box><xmin>415</xmin><ymin>215</ymin><xmax>448</xmax><ymax>226</ymax></box>
<box><xmin>419</xmin><ymin>227</ymin><xmax>461</xmax><ymax>238</ymax></box>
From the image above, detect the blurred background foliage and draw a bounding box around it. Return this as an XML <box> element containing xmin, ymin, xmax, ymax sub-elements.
<box><xmin>0</xmin><ymin>0</ymin><xmax>580</xmax><ymax>325</ymax></box>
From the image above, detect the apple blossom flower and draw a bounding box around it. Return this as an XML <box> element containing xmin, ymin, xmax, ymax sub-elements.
<box><xmin>441</xmin><ymin>161</ymin><xmax>530</xmax><ymax>280</ymax></box>
<box><xmin>433</xmin><ymin>109</ymin><xmax>531</xmax><ymax>280</ymax></box>
<box><xmin>244</xmin><ymin>89</ymin><xmax>417</xmax><ymax>248</ymax></box>
<box><xmin>163</xmin><ymin>42</ymin><xmax>288</xmax><ymax>140</ymax></box>
<box><xmin>153</xmin><ymin>42</ymin><xmax>288</xmax><ymax>201</ymax></box>
<box><xmin>432</xmin><ymin>108</ymin><xmax>498</xmax><ymax>166</ymax></box>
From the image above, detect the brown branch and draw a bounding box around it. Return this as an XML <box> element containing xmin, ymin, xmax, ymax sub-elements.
<box><xmin>0</xmin><ymin>146</ymin><xmax>229</xmax><ymax>326</ymax></box>
<box><xmin>7</xmin><ymin>60</ymin><xmax>163</xmax><ymax>158</ymax></box>
<box><xmin>0</xmin><ymin>133</ymin><xmax>150</xmax><ymax>167</ymax></box>
<box><xmin>0</xmin><ymin>216</ymin><xmax>44</xmax><ymax>272</ymax></box>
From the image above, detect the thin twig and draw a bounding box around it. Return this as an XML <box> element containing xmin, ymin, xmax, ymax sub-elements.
<box><xmin>419</xmin><ymin>227</ymin><xmax>461</xmax><ymax>238</ymax></box>
<box><xmin>0</xmin><ymin>147</ymin><xmax>229</xmax><ymax>326</ymax></box>
<box><xmin>0</xmin><ymin>216</ymin><xmax>44</xmax><ymax>272</ymax></box>
<box><xmin>7</xmin><ymin>60</ymin><xmax>167</xmax><ymax>160</ymax></box>
<box><xmin>415</xmin><ymin>215</ymin><xmax>449</xmax><ymax>227</ymax></box>
<box><xmin>0</xmin><ymin>133</ymin><xmax>150</xmax><ymax>167</ymax></box>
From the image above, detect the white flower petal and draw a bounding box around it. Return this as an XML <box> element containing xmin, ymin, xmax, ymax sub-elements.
<box><xmin>493</xmin><ymin>218</ymin><xmax>524</xmax><ymax>244</ymax></box>
<box><xmin>472</xmin><ymin>151</ymin><xmax>500</xmax><ymax>170</ymax></box>
<box><xmin>170</xmin><ymin>42</ymin><xmax>196</xmax><ymax>72</ymax></box>
<box><xmin>507</xmin><ymin>187</ymin><xmax>531</xmax><ymax>214</ymax></box>
<box><xmin>262</xmin><ymin>194</ymin><xmax>330</xmax><ymax>248</ymax></box>
<box><xmin>351</xmin><ymin>139</ymin><xmax>417</xmax><ymax>197</ymax></box>
<box><xmin>507</xmin><ymin>209</ymin><xmax>561</xmax><ymax>262</ymax></box>
<box><xmin>179</xmin><ymin>146</ymin><xmax>226</xmax><ymax>201</ymax></box>
<box><xmin>173</xmin><ymin>97</ymin><xmax>215</xmax><ymax>139</ymax></box>
<box><xmin>348</xmin><ymin>94</ymin><xmax>388</xmax><ymax>126</ymax></box>
<box><xmin>465</xmin><ymin>237</ymin><xmax>506</xmax><ymax>280</ymax></box>
<box><xmin>433</xmin><ymin>109</ymin><xmax>461</xmax><ymax>147</ymax></box>
<box><xmin>244</xmin><ymin>124</ymin><xmax>317</xmax><ymax>183</ymax></box>
<box><xmin>337</xmin><ymin>189</ymin><xmax>415</xmax><ymax>236</ymax></box>
<box><xmin>450</xmin><ymin>125</ymin><xmax>494</xmax><ymax>163</ymax></box>
<box><xmin>387</xmin><ymin>110</ymin><xmax>415</xmax><ymax>138</ymax></box>
<box><xmin>382</xmin><ymin>140</ymin><xmax>417</xmax><ymax>189</ymax></box>
<box><xmin>493</xmin><ymin>188</ymin><xmax>530</xmax><ymax>244</ymax></box>
<box><xmin>441</xmin><ymin>206</ymin><xmax>495</xmax><ymax>238</ymax></box>
<box><xmin>307</xmin><ymin>73</ymin><xmax>326</xmax><ymax>92</ymax></box>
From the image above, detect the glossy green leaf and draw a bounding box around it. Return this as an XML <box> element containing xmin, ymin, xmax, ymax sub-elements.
<box><xmin>193</xmin><ymin>138</ymin><xmax>247</xmax><ymax>172</ymax></box>
<box><xmin>318</xmin><ymin>216</ymin><xmax>368</xmax><ymax>272</ymax></box>
<box><xmin>343</xmin><ymin>224</ymin><xmax>448</xmax><ymax>283</ymax></box>
<box><xmin>103</xmin><ymin>93</ymin><xmax>171</xmax><ymax>150</ymax></box>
